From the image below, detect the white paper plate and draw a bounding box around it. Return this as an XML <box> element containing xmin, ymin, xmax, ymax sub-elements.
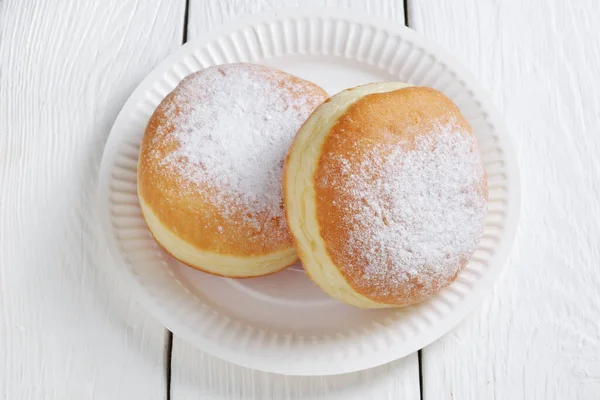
<box><xmin>98</xmin><ymin>8</ymin><xmax>520</xmax><ymax>376</ymax></box>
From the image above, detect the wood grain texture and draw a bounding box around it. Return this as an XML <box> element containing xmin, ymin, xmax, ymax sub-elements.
<box><xmin>186</xmin><ymin>0</ymin><xmax>405</xmax><ymax>42</ymax></box>
<box><xmin>172</xmin><ymin>350</ymin><xmax>419</xmax><ymax>400</ymax></box>
<box><xmin>409</xmin><ymin>1</ymin><xmax>600</xmax><ymax>399</ymax></box>
<box><xmin>0</xmin><ymin>0</ymin><xmax>185</xmax><ymax>398</ymax></box>
<box><xmin>170</xmin><ymin>1</ymin><xmax>420</xmax><ymax>399</ymax></box>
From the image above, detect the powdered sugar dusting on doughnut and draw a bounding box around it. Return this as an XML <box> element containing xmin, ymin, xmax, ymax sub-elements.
<box><xmin>321</xmin><ymin>118</ymin><xmax>487</xmax><ymax>303</ymax></box>
<box><xmin>139</xmin><ymin>63</ymin><xmax>327</xmax><ymax>256</ymax></box>
<box><xmin>156</xmin><ymin>63</ymin><xmax>325</xmax><ymax>222</ymax></box>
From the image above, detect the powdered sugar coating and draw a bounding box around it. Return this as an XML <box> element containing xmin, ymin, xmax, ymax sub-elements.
<box><xmin>319</xmin><ymin>118</ymin><xmax>487</xmax><ymax>304</ymax></box>
<box><xmin>153</xmin><ymin>63</ymin><xmax>326</xmax><ymax>226</ymax></box>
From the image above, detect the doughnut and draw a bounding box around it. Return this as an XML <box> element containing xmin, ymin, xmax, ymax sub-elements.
<box><xmin>138</xmin><ymin>63</ymin><xmax>328</xmax><ymax>278</ymax></box>
<box><xmin>283</xmin><ymin>83</ymin><xmax>487</xmax><ymax>307</ymax></box>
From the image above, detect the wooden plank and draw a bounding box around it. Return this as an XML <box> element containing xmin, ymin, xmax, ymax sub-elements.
<box><xmin>170</xmin><ymin>1</ymin><xmax>420</xmax><ymax>399</ymax></box>
<box><xmin>409</xmin><ymin>0</ymin><xmax>600</xmax><ymax>398</ymax></box>
<box><xmin>172</xmin><ymin>350</ymin><xmax>419</xmax><ymax>400</ymax></box>
<box><xmin>186</xmin><ymin>0</ymin><xmax>405</xmax><ymax>41</ymax></box>
<box><xmin>0</xmin><ymin>0</ymin><xmax>185</xmax><ymax>398</ymax></box>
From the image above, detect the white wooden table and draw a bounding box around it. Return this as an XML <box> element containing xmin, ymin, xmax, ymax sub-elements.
<box><xmin>2</xmin><ymin>0</ymin><xmax>600</xmax><ymax>398</ymax></box>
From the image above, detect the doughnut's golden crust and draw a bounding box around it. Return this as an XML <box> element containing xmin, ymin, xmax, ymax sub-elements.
<box><xmin>316</xmin><ymin>87</ymin><xmax>479</xmax><ymax>304</ymax></box>
<box><xmin>138</xmin><ymin>64</ymin><xmax>328</xmax><ymax>277</ymax></box>
<box><xmin>284</xmin><ymin>83</ymin><xmax>486</xmax><ymax>307</ymax></box>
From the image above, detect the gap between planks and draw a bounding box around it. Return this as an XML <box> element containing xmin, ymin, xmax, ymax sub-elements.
<box><xmin>164</xmin><ymin>1</ymin><xmax>190</xmax><ymax>398</ymax></box>
<box><xmin>402</xmin><ymin>4</ymin><xmax>424</xmax><ymax>400</ymax></box>
<box><xmin>165</xmin><ymin>330</ymin><xmax>173</xmax><ymax>400</ymax></box>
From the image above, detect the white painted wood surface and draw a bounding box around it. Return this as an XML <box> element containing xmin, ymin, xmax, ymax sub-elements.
<box><xmin>0</xmin><ymin>1</ymin><xmax>184</xmax><ymax>398</ymax></box>
<box><xmin>170</xmin><ymin>1</ymin><xmax>420</xmax><ymax>399</ymax></box>
<box><xmin>3</xmin><ymin>0</ymin><xmax>599</xmax><ymax>398</ymax></box>
<box><xmin>410</xmin><ymin>1</ymin><xmax>600</xmax><ymax>399</ymax></box>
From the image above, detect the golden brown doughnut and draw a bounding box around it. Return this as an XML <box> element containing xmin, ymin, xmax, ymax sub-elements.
<box><xmin>284</xmin><ymin>82</ymin><xmax>487</xmax><ymax>307</ymax></box>
<box><xmin>138</xmin><ymin>63</ymin><xmax>328</xmax><ymax>277</ymax></box>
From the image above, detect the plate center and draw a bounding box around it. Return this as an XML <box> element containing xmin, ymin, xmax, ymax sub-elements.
<box><xmin>225</xmin><ymin>261</ymin><xmax>334</xmax><ymax>305</ymax></box>
<box><xmin>171</xmin><ymin>257</ymin><xmax>393</xmax><ymax>335</ymax></box>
